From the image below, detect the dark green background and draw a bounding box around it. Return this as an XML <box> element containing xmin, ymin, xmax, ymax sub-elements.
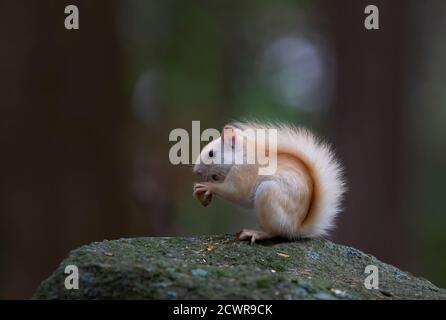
<box><xmin>0</xmin><ymin>0</ymin><xmax>445</xmax><ymax>298</ymax></box>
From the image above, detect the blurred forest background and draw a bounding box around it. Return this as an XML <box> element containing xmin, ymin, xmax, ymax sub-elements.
<box><xmin>0</xmin><ymin>0</ymin><xmax>445</xmax><ymax>298</ymax></box>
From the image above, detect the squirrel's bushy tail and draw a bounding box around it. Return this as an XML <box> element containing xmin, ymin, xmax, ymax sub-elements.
<box><xmin>232</xmin><ymin>121</ymin><xmax>346</xmax><ymax>238</ymax></box>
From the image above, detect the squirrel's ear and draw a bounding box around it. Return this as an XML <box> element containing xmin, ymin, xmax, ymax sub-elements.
<box><xmin>221</xmin><ymin>125</ymin><xmax>236</xmax><ymax>148</ymax></box>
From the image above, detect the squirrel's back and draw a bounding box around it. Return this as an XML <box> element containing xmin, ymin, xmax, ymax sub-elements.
<box><xmin>232</xmin><ymin>121</ymin><xmax>346</xmax><ymax>238</ymax></box>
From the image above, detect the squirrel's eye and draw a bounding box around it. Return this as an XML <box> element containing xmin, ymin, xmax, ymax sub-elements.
<box><xmin>208</xmin><ymin>150</ymin><xmax>214</xmax><ymax>158</ymax></box>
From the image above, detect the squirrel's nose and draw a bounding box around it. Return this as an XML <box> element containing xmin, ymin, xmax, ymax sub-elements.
<box><xmin>193</xmin><ymin>164</ymin><xmax>202</xmax><ymax>176</ymax></box>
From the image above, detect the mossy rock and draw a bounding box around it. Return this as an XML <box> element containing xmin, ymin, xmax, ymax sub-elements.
<box><xmin>34</xmin><ymin>235</ymin><xmax>446</xmax><ymax>299</ymax></box>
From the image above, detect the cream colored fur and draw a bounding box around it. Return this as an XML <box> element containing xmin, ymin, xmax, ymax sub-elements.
<box><xmin>193</xmin><ymin>121</ymin><xmax>346</xmax><ymax>240</ymax></box>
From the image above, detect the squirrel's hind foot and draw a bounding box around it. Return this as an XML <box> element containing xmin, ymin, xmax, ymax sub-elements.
<box><xmin>236</xmin><ymin>229</ymin><xmax>274</xmax><ymax>245</ymax></box>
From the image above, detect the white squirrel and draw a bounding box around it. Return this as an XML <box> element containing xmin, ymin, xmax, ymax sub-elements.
<box><xmin>193</xmin><ymin>121</ymin><xmax>345</xmax><ymax>244</ymax></box>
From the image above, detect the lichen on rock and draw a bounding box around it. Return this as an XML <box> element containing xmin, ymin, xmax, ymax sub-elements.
<box><xmin>33</xmin><ymin>235</ymin><xmax>446</xmax><ymax>300</ymax></box>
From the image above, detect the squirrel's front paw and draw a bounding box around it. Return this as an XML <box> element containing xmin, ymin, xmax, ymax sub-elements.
<box><xmin>193</xmin><ymin>183</ymin><xmax>213</xmax><ymax>207</ymax></box>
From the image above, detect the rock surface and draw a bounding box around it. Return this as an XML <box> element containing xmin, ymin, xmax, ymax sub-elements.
<box><xmin>34</xmin><ymin>235</ymin><xmax>446</xmax><ymax>299</ymax></box>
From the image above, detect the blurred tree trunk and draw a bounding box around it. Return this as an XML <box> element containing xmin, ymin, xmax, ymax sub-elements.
<box><xmin>322</xmin><ymin>0</ymin><xmax>414</xmax><ymax>269</ymax></box>
<box><xmin>0</xmin><ymin>0</ymin><xmax>130</xmax><ymax>298</ymax></box>
<box><xmin>128</xmin><ymin>0</ymin><xmax>247</xmax><ymax>236</ymax></box>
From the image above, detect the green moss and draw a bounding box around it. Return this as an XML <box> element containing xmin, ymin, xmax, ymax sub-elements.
<box><xmin>33</xmin><ymin>235</ymin><xmax>446</xmax><ymax>300</ymax></box>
